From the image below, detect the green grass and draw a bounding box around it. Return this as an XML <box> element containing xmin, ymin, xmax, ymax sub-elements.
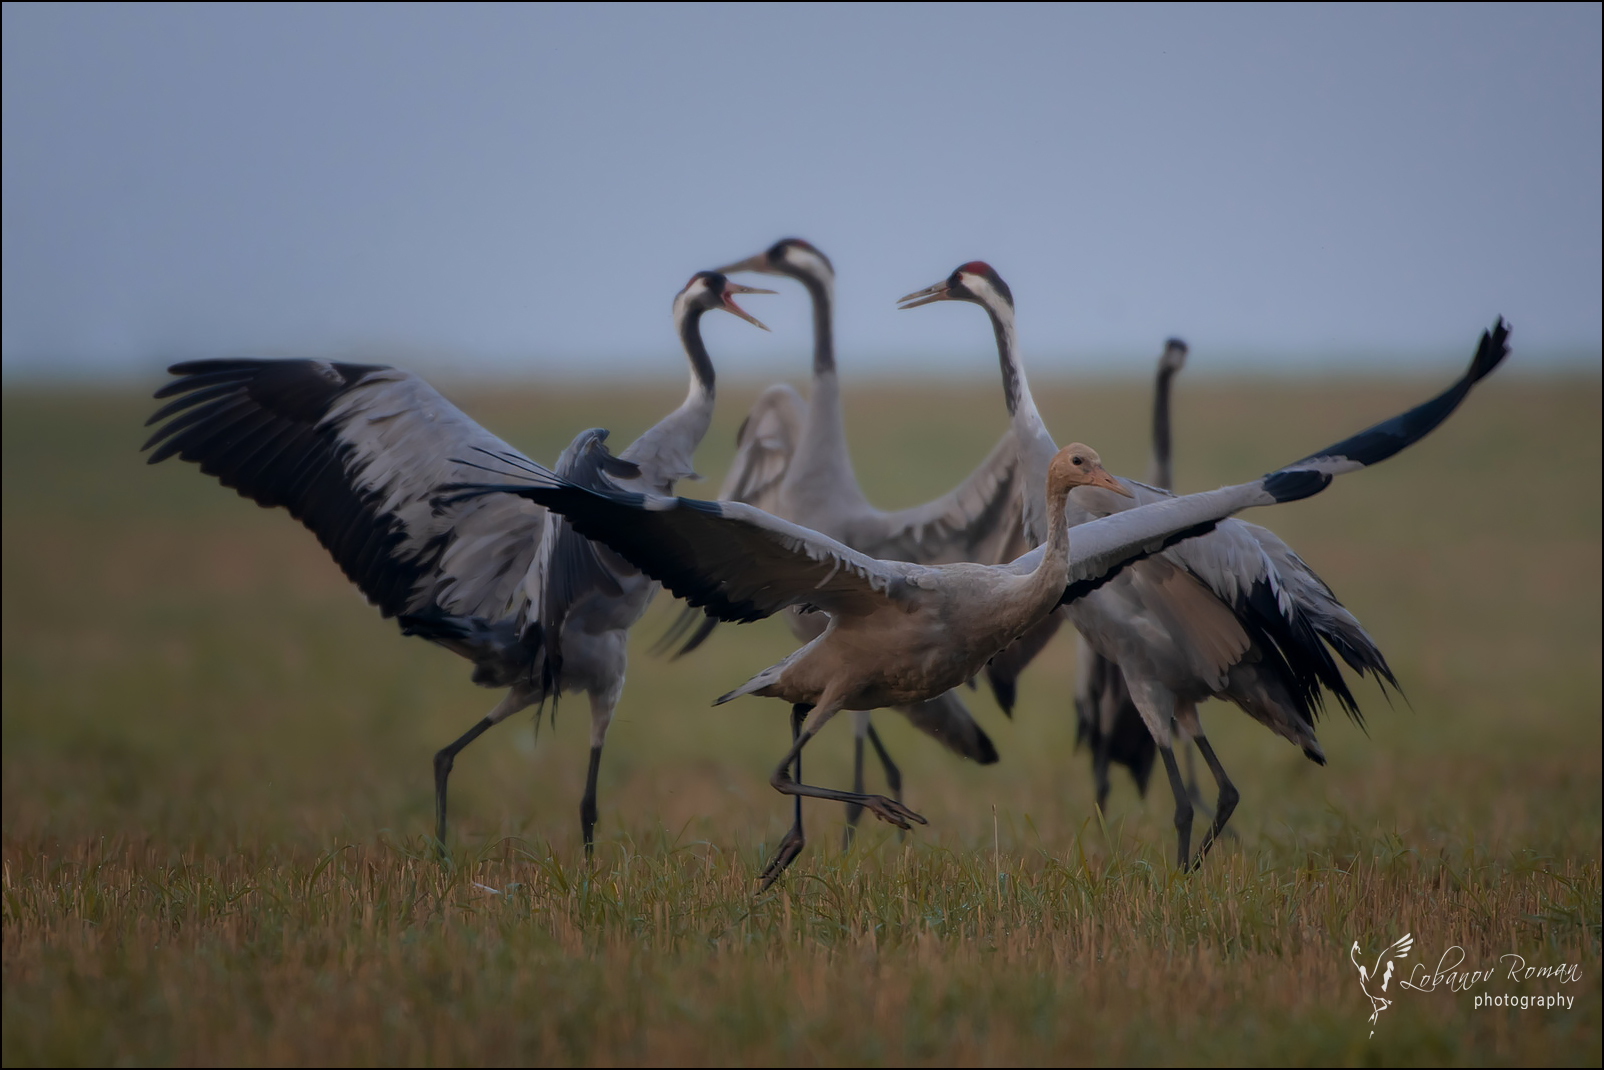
<box><xmin>3</xmin><ymin>371</ymin><xmax>1600</xmax><ymax>1065</ymax></box>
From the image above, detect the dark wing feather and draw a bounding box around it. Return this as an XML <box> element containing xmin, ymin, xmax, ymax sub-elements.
<box><xmin>1051</xmin><ymin>319</ymin><xmax>1510</xmax><ymax>606</ymax></box>
<box><xmin>144</xmin><ymin>358</ymin><xmax>546</xmax><ymax>622</ymax></box>
<box><xmin>454</xmin><ymin>481</ymin><xmax>910</xmax><ymax>624</ymax></box>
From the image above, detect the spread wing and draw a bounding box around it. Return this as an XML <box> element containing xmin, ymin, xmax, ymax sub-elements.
<box><xmin>448</xmin><ymin>479</ymin><xmax>923</xmax><ymax>624</ymax></box>
<box><xmin>718</xmin><ymin>383</ymin><xmax>808</xmax><ymax>511</ymax></box>
<box><xmin>143</xmin><ymin>359</ymin><xmax>548</xmax><ymax>622</ymax></box>
<box><xmin>655</xmin><ymin>383</ymin><xmax>808</xmax><ymax>656</ymax></box>
<box><xmin>1021</xmin><ymin>320</ymin><xmax>1511</xmax><ymax>604</ymax></box>
<box><xmin>863</xmin><ymin>427</ymin><xmax>1030</xmax><ymax>565</ymax></box>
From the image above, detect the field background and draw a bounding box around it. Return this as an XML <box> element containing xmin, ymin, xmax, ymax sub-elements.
<box><xmin>3</xmin><ymin>368</ymin><xmax>1600</xmax><ymax>1065</ymax></box>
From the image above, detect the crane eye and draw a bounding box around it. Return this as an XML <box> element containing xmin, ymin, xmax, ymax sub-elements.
<box><xmin>1072</xmin><ymin>455</ymin><xmax>1084</xmax><ymax>466</ymax></box>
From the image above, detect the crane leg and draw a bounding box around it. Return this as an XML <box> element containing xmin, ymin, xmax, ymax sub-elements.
<box><xmin>760</xmin><ymin>704</ymin><xmax>927</xmax><ymax>891</ymax></box>
<box><xmin>843</xmin><ymin>711</ymin><xmax>868</xmax><ymax>844</ymax></box>
<box><xmin>760</xmin><ymin>704</ymin><xmax>811</xmax><ymax>890</ymax></box>
<box><xmin>843</xmin><ymin>714</ymin><xmax>905</xmax><ymax>848</ymax></box>
<box><xmin>433</xmin><ymin>716</ymin><xmax>495</xmax><ymax>856</ymax></box>
<box><xmin>1183</xmin><ymin>745</ymin><xmax>1216</xmax><ymax>820</ymax></box>
<box><xmin>866</xmin><ymin>722</ymin><xmax>903</xmax><ymax>801</ymax></box>
<box><xmin>1092</xmin><ymin>736</ymin><xmax>1113</xmax><ymax>813</ymax></box>
<box><xmin>1158</xmin><ymin>744</ymin><xmax>1193</xmax><ymax>869</ymax></box>
<box><xmin>580</xmin><ymin>688</ymin><xmax>618</xmax><ymax>859</ymax></box>
<box><xmin>866</xmin><ymin>722</ymin><xmax>907</xmax><ymax>846</ymax></box>
<box><xmin>1188</xmin><ymin>734</ymin><xmax>1239</xmax><ymax>867</ymax></box>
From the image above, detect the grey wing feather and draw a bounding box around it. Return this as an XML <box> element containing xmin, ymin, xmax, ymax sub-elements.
<box><xmin>657</xmin><ymin>384</ymin><xmax>808</xmax><ymax>657</ymax></box>
<box><xmin>896</xmin><ymin>690</ymin><xmax>1000</xmax><ymax>764</ymax></box>
<box><xmin>1050</xmin><ymin>318</ymin><xmax>1510</xmax><ymax>604</ymax></box>
<box><xmin>144</xmin><ymin>359</ymin><xmax>546</xmax><ymax>622</ymax></box>
<box><xmin>536</xmin><ymin>429</ymin><xmax>639</xmax><ymax>626</ymax></box>
<box><xmin>718</xmin><ymin>383</ymin><xmax>807</xmax><ymax>509</ymax></box>
<box><xmin>534</xmin><ymin>428</ymin><xmax>648</xmax><ymax>690</ymax></box>
<box><xmin>866</xmin><ymin>428</ymin><xmax>1029</xmax><ymax>565</ymax></box>
<box><xmin>493</xmin><ymin>481</ymin><xmax>917</xmax><ymax>623</ymax></box>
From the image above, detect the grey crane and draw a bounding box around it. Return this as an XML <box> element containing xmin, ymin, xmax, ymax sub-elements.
<box><xmin>445</xmin><ymin>331</ymin><xmax>1506</xmax><ymax>884</ymax></box>
<box><xmin>672</xmin><ymin>238</ymin><xmax>1032</xmax><ymax>870</ymax></box>
<box><xmin>900</xmin><ymin>262</ymin><xmax>1508</xmax><ymax>867</ymax></box>
<box><xmin>141</xmin><ymin>271</ymin><xmax>772</xmax><ymax>854</ymax></box>
<box><xmin>1073</xmin><ymin>339</ymin><xmax>1188</xmax><ymax>810</ymax></box>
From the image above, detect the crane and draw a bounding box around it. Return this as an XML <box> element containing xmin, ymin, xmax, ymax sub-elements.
<box><xmin>443</xmin><ymin>328</ymin><xmax>1506</xmax><ymax>885</ymax></box>
<box><xmin>1074</xmin><ymin>338</ymin><xmax>1187</xmax><ymax>810</ymax></box>
<box><xmin>900</xmin><ymin>262</ymin><xmax>1505</xmax><ymax>867</ymax></box>
<box><xmin>142</xmin><ymin>271</ymin><xmax>772</xmax><ymax>854</ymax></box>
<box><xmin>675</xmin><ymin>238</ymin><xmax>1033</xmax><ymax>868</ymax></box>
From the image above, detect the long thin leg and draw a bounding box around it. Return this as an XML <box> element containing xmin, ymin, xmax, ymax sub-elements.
<box><xmin>843</xmin><ymin>711</ymin><xmax>868</xmax><ymax>844</ymax></box>
<box><xmin>866</xmin><ymin>723</ymin><xmax>903</xmax><ymax>802</ymax></box>
<box><xmin>580</xmin><ymin>689</ymin><xmax>619</xmax><ymax>859</ymax></box>
<box><xmin>759</xmin><ymin>704</ymin><xmax>811</xmax><ymax>890</ymax></box>
<box><xmin>1182</xmin><ymin>744</ymin><xmax>1216</xmax><ymax>819</ymax></box>
<box><xmin>865</xmin><ymin>722</ymin><xmax>908</xmax><ymax>846</ymax></box>
<box><xmin>434</xmin><ymin>717</ymin><xmax>494</xmax><ymax>855</ymax></box>
<box><xmin>580</xmin><ymin>745</ymin><xmax>603</xmax><ymax>857</ymax></box>
<box><xmin>1188</xmin><ymin>734</ymin><xmax>1240</xmax><ymax>867</ymax></box>
<box><xmin>1158</xmin><ymin>744</ymin><xmax>1193</xmax><ymax>869</ymax></box>
<box><xmin>769</xmin><ymin>715</ymin><xmax>925</xmax><ymax>822</ymax></box>
<box><xmin>844</xmin><ymin>714</ymin><xmax>904</xmax><ymax>848</ymax></box>
<box><xmin>1093</xmin><ymin>736</ymin><xmax>1113</xmax><ymax>813</ymax></box>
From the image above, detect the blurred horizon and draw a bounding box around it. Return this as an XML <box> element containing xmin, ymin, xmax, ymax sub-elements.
<box><xmin>4</xmin><ymin>3</ymin><xmax>1600</xmax><ymax>382</ymax></box>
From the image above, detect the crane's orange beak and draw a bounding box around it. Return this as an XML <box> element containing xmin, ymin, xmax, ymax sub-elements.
<box><xmin>1090</xmin><ymin>466</ymin><xmax>1133</xmax><ymax>497</ymax></box>
<box><xmin>896</xmin><ymin>279</ymin><xmax>952</xmax><ymax>310</ymax></box>
<box><xmin>719</xmin><ymin>282</ymin><xmax>776</xmax><ymax>331</ymax></box>
<box><xmin>713</xmin><ymin>251</ymin><xmax>773</xmax><ymax>277</ymax></box>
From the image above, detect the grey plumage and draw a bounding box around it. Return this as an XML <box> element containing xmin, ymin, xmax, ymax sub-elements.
<box><xmin>1074</xmin><ymin>338</ymin><xmax>1188</xmax><ymax>808</ymax></box>
<box><xmin>142</xmin><ymin>271</ymin><xmax>771</xmax><ymax>853</ymax></box>
<box><xmin>900</xmin><ymin>261</ymin><xmax>1506</xmax><ymax>867</ymax></box>
<box><xmin>448</xmin><ymin>329</ymin><xmax>1506</xmax><ymax>884</ymax></box>
<box><xmin>679</xmin><ymin>239</ymin><xmax>1028</xmax><ymax>862</ymax></box>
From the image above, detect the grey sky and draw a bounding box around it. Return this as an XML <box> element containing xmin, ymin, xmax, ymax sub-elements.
<box><xmin>3</xmin><ymin>2</ymin><xmax>1599</xmax><ymax>381</ymax></box>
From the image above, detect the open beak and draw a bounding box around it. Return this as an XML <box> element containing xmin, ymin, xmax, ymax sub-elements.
<box><xmin>1089</xmin><ymin>466</ymin><xmax>1134</xmax><ymax>497</ymax></box>
<box><xmin>712</xmin><ymin>252</ymin><xmax>773</xmax><ymax>277</ymax></box>
<box><xmin>720</xmin><ymin>282</ymin><xmax>776</xmax><ymax>331</ymax></box>
<box><xmin>897</xmin><ymin>280</ymin><xmax>952</xmax><ymax>310</ymax></box>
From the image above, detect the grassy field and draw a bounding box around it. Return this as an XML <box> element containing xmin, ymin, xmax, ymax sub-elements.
<box><xmin>3</xmin><ymin>368</ymin><xmax>1600</xmax><ymax>1065</ymax></box>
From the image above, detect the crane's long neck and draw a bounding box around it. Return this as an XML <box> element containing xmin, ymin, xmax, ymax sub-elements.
<box><xmin>786</xmin><ymin>271</ymin><xmax>869</xmax><ymax>512</ymax></box>
<box><xmin>679</xmin><ymin>305</ymin><xmax>717</xmax><ymax>404</ymax></box>
<box><xmin>1148</xmin><ymin>364</ymin><xmax>1176</xmax><ymax>490</ymax></box>
<box><xmin>984</xmin><ymin>298</ymin><xmax>1057</xmax><ymax>544</ymax></box>
<box><xmin>1021</xmin><ymin>470</ymin><xmax>1073</xmax><ymax>611</ymax></box>
<box><xmin>622</xmin><ymin>303</ymin><xmax>715</xmax><ymax>486</ymax></box>
<box><xmin>802</xmin><ymin>271</ymin><xmax>835</xmax><ymax>379</ymax></box>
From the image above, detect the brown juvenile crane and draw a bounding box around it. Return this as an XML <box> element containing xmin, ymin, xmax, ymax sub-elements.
<box><xmin>900</xmin><ymin>262</ymin><xmax>1507</xmax><ymax>866</ymax></box>
<box><xmin>445</xmin><ymin>328</ymin><xmax>1506</xmax><ymax>883</ymax></box>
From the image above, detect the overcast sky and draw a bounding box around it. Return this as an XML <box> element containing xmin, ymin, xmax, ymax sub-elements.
<box><xmin>3</xmin><ymin>3</ymin><xmax>1599</xmax><ymax>382</ymax></box>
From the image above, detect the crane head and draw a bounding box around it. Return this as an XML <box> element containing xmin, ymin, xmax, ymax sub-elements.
<box><xmin>714</xmin><ymin>238</ymin><xmax>835</xmax><ymax>286</ymax></box>
<box><xmin>897</xmin><ymin>261</ymin><xmax>1015</xmax><ymax>313</ymax></box>
<box><xmin>1158</xmin><ymin>338</ymin><xmax>1189</xmax><ymax>376</ymax></box>
<box><xmin>674</xmin><ymin>271</ymin><xmax>776</xmax><ymax>331</ymax></box>
<box><xmin>1049</xmin><ymin>444</ymin><xmax>1130</xmax><ymax>497</ymax></box>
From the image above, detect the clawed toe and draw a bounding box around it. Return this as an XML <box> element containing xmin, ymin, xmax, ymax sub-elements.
<box><xmin>757</xmin><ymin>829</ymin><xmax>806</xmax><ymax>891</ymax></box>
<box><xmin>864</xmin><ymin>795</ymin><xmax>926</xmax><ymax>829</ymax></box>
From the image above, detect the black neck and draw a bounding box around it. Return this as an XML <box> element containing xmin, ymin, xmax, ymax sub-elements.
<box><xmin>797</xmin><ymin>272</ymin><xmax>835</xmax><ymax>376</ymax></box>
<box><xmin>1151</xmin><ymin>365</ymin><xmax>1175</xmax><ymax>488</ymax></box>
<box><xmin>985</xmin><ymin>303</ymin><xmax>1021</xmax><ymax>417</ymax></box>
<box><xmin>677</xmin><ymin>306</ymin><xmax>716</xmax><ymax>396</ymax></box>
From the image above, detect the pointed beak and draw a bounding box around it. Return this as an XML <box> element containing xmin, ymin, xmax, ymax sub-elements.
<box><xmin>897</xmin><ymin>280</ymin><xmax>952</xmax><ymax>310</ymax></box>
<box><xmin>712</xmin><ymin>252</ymin><xmax>772</xmax><ymax>277</ymax></box>
<box><xmin>720</xmin><ymin>282</ymin><xmax>776</xmax><ymax>331</ymax></box>
<box><xmin>1090</xmin><ymin>466</ymin><xmax>1133</xmax><ymax>497</ymax></box>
